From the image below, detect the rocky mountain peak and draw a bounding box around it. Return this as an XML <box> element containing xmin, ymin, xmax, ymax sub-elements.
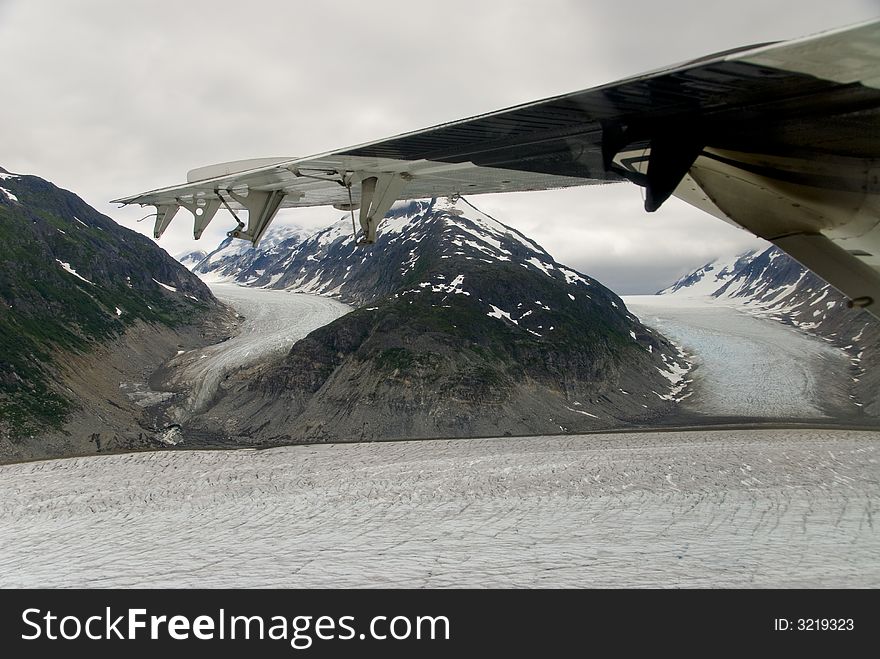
<box><xmin>202</xmin><ymin>198</ymin><xmax>605</xmax><ymax>309</ymax></box>
<box><xmin>184</xmin><ymin>198</ymin><xmax>693</xmax><ymax>442</ymax></box>
<box><xmin>194</xmin><ymin>220</ymin><xmax>313</xmax><ymax>279</ymax></box>
<box><xmin>657</xmin><ymin>250</ymin><xmax>761</xmax><ymax>296</ymax></box>
<box><xmin>176</xmin><ymin>249</ymin><xmax>209</xmax><ymax>271</ymax></box>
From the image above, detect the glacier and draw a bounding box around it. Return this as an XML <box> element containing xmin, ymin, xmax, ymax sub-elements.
<box><xmin>624</xmin><ymin>295</ymin><xmax>855</xmax><ymax>418</ymax></box>
<box><xmin>1</xmin><ymin>429</ymin><xmax>877</xmax><ymax>588</ymax></box>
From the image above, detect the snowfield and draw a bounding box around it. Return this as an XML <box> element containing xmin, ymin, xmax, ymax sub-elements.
<box><xmin>623</xmin><ymin>295</ymin><xmax>855</xmax><ymax>418</ymax></box>
<box><xmin>1</xmin><ymin>429</ymin><xmax>877</xmax><ymax>588</ymax></box>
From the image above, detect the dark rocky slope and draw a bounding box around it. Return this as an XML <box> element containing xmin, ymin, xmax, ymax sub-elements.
<box><xmin>190</xmin><ymin>199</ymin><xmax>689</xmax><ymax>443</ymax></box>
<box><xmin>0</xmin><ymin>167</ymin><xmax>232</xmax><ymax>460</ymax></box>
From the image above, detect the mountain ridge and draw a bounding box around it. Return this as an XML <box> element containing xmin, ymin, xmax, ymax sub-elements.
<box><xmin>0</xmin><ymin>168</ymin><xmax>233</xmax><ymax>460</ymax></box>
<box><xmin>181</xmin><ymin>198</ymin><xmax>693</xmax><ymax>443</ymax></box>
<box><xmin>193</xmin><ymin>221</ymin><xmax>314</xmax><ymax>280</ymax></box>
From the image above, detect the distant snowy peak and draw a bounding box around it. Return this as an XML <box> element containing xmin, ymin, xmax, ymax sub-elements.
<box><xmin>220</xmin><ymin>198</ymin><xmax>599</xmax><ymax>307</ymax></box>
<box><xmin>659</xmin><ymin>244</ymin><xmax>877</xmax><ymax>356</ymax></box>
<box><xmin>194</xmin><ymin>220</ymin><xmax>311</xmax><ymax>279</ymax></box>
<box><xmin>659</xmin><ymin>245</ymin><xmax>832</xmax><ymax>315</ymax></box>
<box><xmin>710</xmin><ymin>247</ymin><xmax>852</xmax><ymax>333</ymax></box>
<box><xmin>658</xmin><ymin>250</ymin><xmax>761</xmax><ymax>297</ymax></box>
<box><xmin>176</xmin><ymin>250</ymin><xmax>208</xmax><ymax>271</ymax></box>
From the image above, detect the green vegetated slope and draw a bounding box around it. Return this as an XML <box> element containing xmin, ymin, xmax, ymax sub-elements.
<box><xmin>0</xmin><ymin>168</ymin><xmax>218</xmax><ymax>435</ymax></box>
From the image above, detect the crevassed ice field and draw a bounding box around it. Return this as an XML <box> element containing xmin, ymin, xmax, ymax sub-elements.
<box><xmin>1</xmin><ymin>430</ymin><xmax>877</xmax><ymax>587</ymax></box>
<box><xmin>1</xmin><ymin>287</ymin><xmax>877</xmax><ymax>587</ymax></box>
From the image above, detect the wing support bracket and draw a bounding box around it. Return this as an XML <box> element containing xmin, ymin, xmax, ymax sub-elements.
<box><xmin>356</xmin><ymin>172</ymin><xmax>409</xmax><ymax>244</ymax></box>
<box><xmin>644</xmin><ymin>136</ymin><xmax>705</xmax><ymax>212</ymax></box>
<box><xmin>178</xmin><ymin>196</ymin><xmax>222</xmax><ymax>239</ymax></box>
<box><xmin>601</xmin><ymin>121</ymin><xmax>704</xmax><ymax>212</ymax></box>
<box><xmin>226</xmin><ymin>188</ymin><xmax>289</xmax><ymax>246</ymax></box>
<box><xmin>153</xmin><ymin>204</ymin><xmax>180</xmax><ymax>239</ymax></box>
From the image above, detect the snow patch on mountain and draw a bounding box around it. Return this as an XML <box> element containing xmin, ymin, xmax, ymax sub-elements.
<box><xmin>487</xmin><ymin>304</ymin><xmax>517</xmax><ymax>324</ymax></box>
<box><xmin>419</xmin><ymin>274</ymin><xmax>469</xmax><ymax>296</ymax></box>
<box><xmin>55</xmin><ymin>259</ymin><xmax>93</xmax><ymax>285</ymax></box>
<box><xmin>152</xmin><ymin>278</ymin><xmax>177</xmax><ymax>292</ymax></box>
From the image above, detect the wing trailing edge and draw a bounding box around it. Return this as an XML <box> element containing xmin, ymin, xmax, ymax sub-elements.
<box><xmin>114</xmin><ymin>20</ymin><xmax>880</xmax><ymax>316</ymax></box>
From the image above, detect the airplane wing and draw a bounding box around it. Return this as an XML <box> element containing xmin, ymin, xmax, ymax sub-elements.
<box><xmin>113</xmin><ymin>20</ymin><xmax>880</xmax><ymax>317</ymax></box>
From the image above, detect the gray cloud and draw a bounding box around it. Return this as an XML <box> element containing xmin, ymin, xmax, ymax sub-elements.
<box><xmin>1</xmin><ymin>0</ymin><xmax>876</xmax><ymax>292</ymax></box>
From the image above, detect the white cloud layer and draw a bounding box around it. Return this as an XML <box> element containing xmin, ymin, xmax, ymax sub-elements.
<box><xmin>0</xmin><ymin>0</ymin><xmax>875</xmax><ymax>292</ymax></box>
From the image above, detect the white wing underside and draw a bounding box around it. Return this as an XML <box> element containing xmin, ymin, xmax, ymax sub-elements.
<box><xmin>141</xmin><ymin>155</ymin><xmax>595</xmax><ymax>210</ymax></box>
<box><xmin>114</xmin><ymin>20</ymin><xmax>880</xmax><ymax>316</ymax></box>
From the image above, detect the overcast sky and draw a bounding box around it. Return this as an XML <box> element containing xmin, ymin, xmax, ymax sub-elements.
<box><xmin>1</xmin><ymin>0</ymin><xmax>877</xmax><ymax>293</ymax></box>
